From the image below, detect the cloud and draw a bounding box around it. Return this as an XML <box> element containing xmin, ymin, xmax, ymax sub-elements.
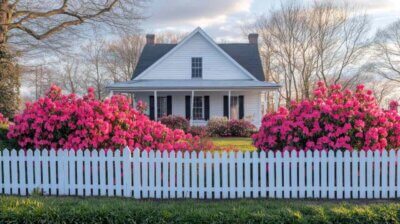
<box><xmin>144</xmin><ymin>0</ymin><xmax>252</xmax><ymax>28</ymax></box>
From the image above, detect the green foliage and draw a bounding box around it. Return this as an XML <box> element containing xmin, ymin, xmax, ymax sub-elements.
<box><xmin>0</xmin><ymin>123</ymin><xmax>17</xmax><ymax>149</ymax></box>
<box><xmin>1</xmin><ymin>196</ymin><xmax>400</xmax><ymax>224</ymax></box>
<box><xmin>0</xmin><ymin>46</ymin><xmax>20</xmax><ymax>119</ymax></box>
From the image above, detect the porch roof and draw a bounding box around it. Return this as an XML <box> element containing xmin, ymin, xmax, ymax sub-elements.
<box><xmin>107</xmin><ymin>79</ymin><xmax>280</xmax><ymax>91</ymax></box>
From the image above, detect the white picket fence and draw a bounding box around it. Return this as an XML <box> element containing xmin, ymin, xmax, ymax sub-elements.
<box><xmin>1</xmin><ymin>148</ymin><xmax>400</xmax><ymax>199</ymax></box>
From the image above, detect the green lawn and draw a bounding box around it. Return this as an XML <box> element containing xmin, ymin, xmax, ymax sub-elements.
<box><xmin>211</xmin><ymin>137</ymin><xmax>256</xmax><ymax>151</ymax></box>
<box><xmin>1</xmin><ymin>196</ymin><xmax>400</xmax><ymax>223</ymax></box>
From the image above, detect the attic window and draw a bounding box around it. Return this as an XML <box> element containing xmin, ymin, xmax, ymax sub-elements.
<box><xmin>191</xmin><ymin>57</ymin><xmax>202</xmax><ymax>78</ymax></box>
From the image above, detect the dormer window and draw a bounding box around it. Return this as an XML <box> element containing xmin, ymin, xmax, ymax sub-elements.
<box><xmin>191</xmin><ymin>57</ymin><xmax>202</xmax><ymax>78</ymax></box>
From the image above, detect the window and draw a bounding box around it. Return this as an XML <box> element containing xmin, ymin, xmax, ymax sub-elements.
<box><xmin>191</xmin><ymin>57</ymin><xmax>202</xmax><ymax>78</ymax></box>
<box><xmin>193</xmin><ymin>96</ymin><xmax>204</xmax><ymax>120</ymax></box>
<box><xmin>157</xmin><ymin>97</ymin><xmax>168</xmax><ymax>118</ymax></box>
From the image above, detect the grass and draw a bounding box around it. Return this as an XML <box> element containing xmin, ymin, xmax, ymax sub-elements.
<box><xmin>211</xmin><ymin>137</ymin><xmax>256</xmax><ymax>151</ymax></box>
<box><xmin>2</xmin><ymin>196</ymin><xmax>400</xmax><ymax>223</ymax></box>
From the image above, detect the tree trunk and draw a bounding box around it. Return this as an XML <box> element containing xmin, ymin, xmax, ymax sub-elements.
<box><xmin>0</xmin><ymin>1</ymin><xmax>20</xmax><ymax>118</ymax></box>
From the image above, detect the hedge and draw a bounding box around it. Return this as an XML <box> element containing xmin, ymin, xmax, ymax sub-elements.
<box><xmin>1</xmin><ymin>196</ymin><xmax>400</xmax><ymax>223</ymax></box>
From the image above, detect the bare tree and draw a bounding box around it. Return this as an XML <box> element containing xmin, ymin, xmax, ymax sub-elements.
<box><xmin>103</xmin><ymin>34</ymin><xmax>144</xmax><ymax>82</ymax></box>
<box><xmin>59</xmin><ymin>56</ymin><xmax>84</xmax><ymax>94</ymax></box>
<box><xmin>252</xmin><ymin>1</ymin><xmax>370</xmax><ymax>106</ymax></box>
<box><xmin>0</xmin><ymin>0</ymin><xmax>145</xmax><ymax>116</ymax></box>
<box><xmin>372</xmin><ymin>20</ymin><xmax>400</xmax><ymax>83</ymax></box>
<box><xmin>82</xmin><ymin>38</ymin><xmax>110</xmax><ymax>99</ymax></box>
<box><xmin>156</xmin><ymin>31</ymin><xmax>187</xmax><ymax>44</ymax></box>
<box><xmin>22</xmin><ymin>62</ymin><xmax>58</xmax><ymax>100</ymax></box>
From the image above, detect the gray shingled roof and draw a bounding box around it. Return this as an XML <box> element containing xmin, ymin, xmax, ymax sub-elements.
<box><xmin>132</xmin><ymin>43</ymin><xmax>265</xmax><ymax>81</ymax></box>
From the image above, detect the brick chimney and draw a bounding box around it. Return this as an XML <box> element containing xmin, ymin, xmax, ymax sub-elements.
<box><xmin>248</xmin><ymin>33</ymin><xmax>258</xmax><ymax>44</ymax></box>
<box><xmin>146</xmin><ymin>34</ymin><xmax>155</xmax><ymax>45</ymax></box>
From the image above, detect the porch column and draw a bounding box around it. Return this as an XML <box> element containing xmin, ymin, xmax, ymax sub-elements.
<box><xmin>274</xmin><ymin>90</ymin><xmax>279</xmax><ymax>111</ymax></box>
<box><xmin>228</xmin><ymin>90</ymin><xmax>231</xmax><ymax>120</ymax></box>
<box><xmin>154</xmin><ymin>90</ymin><xmax>158</xmax><ymax>121</ymax></box>
<box><xmin>131</xmin><ymin>93</ymin><xmax>135</xmax><ymax>108</ymax></box>
<box><xmin>190</xmin><ymin>90</ymin><xmax>194</xmax><ymax>126</ymax></box>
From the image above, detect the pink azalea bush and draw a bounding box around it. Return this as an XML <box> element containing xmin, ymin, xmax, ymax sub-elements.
<box><xmin>253</xmin><ymin>82</ymin><xmax>400</xmax><ymax>151</ymax></box>
<box><xmin>7</xmin><ymin>85</ymin><xmax>207</xmax><ymax>151</ymax></box>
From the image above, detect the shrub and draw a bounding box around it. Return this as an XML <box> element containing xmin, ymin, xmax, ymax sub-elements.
<box><xmin>0</xmin><ymin>113</ymin><xmax>16</xmax><ymax>149</ymax></box>
<box><xmin>160</xmin><ymin>115</ymin><xmax>189</xmax><ymax>132</ymax></box>
<box><xmin>253</xmin><ymin>82</ymin><xmax>400</xmax><ymax>151</ymax></box>
<box><xmin>228</xmin><ymin>119</ymin><xmax>256</xmax><ymax>137</ymax></box>
<box><xmin>206</xmin><ymin>116</ymin><xmax>230</xmax><ymax>137</ymax></box>
<box><xmin>7</xmin><ymin>85</ymin><xmax>209</xmax><ymax>152</ymax></box>
<box><xmin>188</xmin><ymin>126</ymin><xmax>208</xmax><ymax>137</ymax></box>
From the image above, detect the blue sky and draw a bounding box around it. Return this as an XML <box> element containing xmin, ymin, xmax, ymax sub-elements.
<box><xmin>141</xmin><ymin>0</ymin><xmax>400</xmax><ymax>42</ymax></box>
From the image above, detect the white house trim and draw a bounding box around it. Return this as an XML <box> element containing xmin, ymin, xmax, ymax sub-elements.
<box><xmin>133</xmin><ymin>27</ymin><xmax>259</xmax><ymax>81</ymax></box>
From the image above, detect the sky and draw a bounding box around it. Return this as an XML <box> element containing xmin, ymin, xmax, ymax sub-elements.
<box><xmin>141</xmin><ymin>0</ymin><xmax>400</xmax><ymax>42</ymax></box>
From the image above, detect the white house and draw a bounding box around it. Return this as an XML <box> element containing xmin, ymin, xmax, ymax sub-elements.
<box><xmin>107</xmin><ymin>28</ymin><xmax>280</xmax><ymax>127</ymax></box>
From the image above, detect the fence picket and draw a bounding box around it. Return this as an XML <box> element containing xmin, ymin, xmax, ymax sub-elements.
<box><xmin>298</xmin><ymin>150</ymin><xmax>305</xmax><ymax>198</ymax></box>
<box><xmin>3</xmin><ymin>150</ymin><xmax>11</xmax><ymax>194</ymax></box>
<box><xmin>18</xmin><ymin>150</ymin><xmax>26</xmax><ymax>196</ymax></box>
<box><xmin>229</xmin><ymin>151</ymin><xmax>236</xmax><ymax>198</ymax></box>
<box><xmin>260</xmin><ymin>151</ymin><xmax>266</xmax><ymax>198</ymax></box>
<box><xmin>221</xmin><ymin>152</ymin><xmax>228</xmax><ymax>199</ymax></box>
<box><xmin>214</xmin><ymin>152</ymin><xmax>221</xmax><ymax>199</ymax></box>
<box><xmin>237</xmin><ymin>151</ymin><xmax>244</xmax><ymax>198</ymax></box>
<box><xmin>275</xmin><ymin>151</ymin><xmax>283</xmax><ymax>198</ymax></box>
<box><xmin>389</xmin><ymin>150</ymin><xmax>396</xmax><ymax>198</ymax></box>
<box><xmin>252</xmin><ymin>151</ymin><xmax>259</xmax><ymax>198</ymax></box>
<box><xmin>283</xmin><ymin>151</ymin><xmax>290</xmax><ymax>198</ymax></box>
<box><xmin>198</xmin><ymin>151</ymin><xmax>205</xmax><ymax>199</ymax></box>
<box><xmin>205</xmin><ymin>151</ymin><xmax>212</xmax><ymax>199</ymax></box>
<box><xmin>155</xmin><ymin>151</ymin><xmax>162</xmax><ymax>198</ymax></box>
<box><xmin>310</xmin><ymin>150</ymin><xmax>321</xmax><ymax>198</ymax></box>
<box><xmin>91</xmin><ymin>150</ymin><xmax>99</xmax><ymax>196</ymax></box>
<box><xmin>366</xmin><ymin>151</ymin><xmax>374</xmax><ymax>198</ymax></box>
<box><xmin>268</xmin><ymin>151</ymin><xmax>275</xmax><ymax>198</ymax></box>
<box><xmin>99</xmin><ymin>150</ymin><xmax>106</xmax><ymax>196</ymax></box>
<box><xmin>149</xmin><ymin>150</ymin><xmax>156</xmax><ymax>198</ymax></box>
<box><xmin>351</xmin><ymin>151</ymin><xmax>359</xmax><ymax>199</ymax></box>
<box><xmin>26</xmin><ymin>150</ymin><xmax>34</xmax><ymax>195</ymax></box>
<box><xmin>337</xmin><ymin>151</ymin><xmax>343</xmax><ymax>199</ymax></box>
<box><xmin>10</xmin><ymin>150</ymin><xmax>18</xmax><ymax>195</ymax></box>
<box><xmin>176</xmin><ymin>151</ymin><xmax>183</xmax><ymax>198</ymax></box>
<box><xmin>359</xmin><ymin>150</ymin><xmax>366</xmax><ymax>199</ymax></box>
<box><xmin>290</xmin><ymin>150</ymin><xmax>297</xmax><ymax>199</ymax></box>
<box><xmin>1</xmin><ymin>148</ymin><xmax>400</xmax><ymax>199</ymax></box>
<box><xmin>382</xmin><ymin>150</ymin><xmax>388</xmax><ymax>198</ymax></box>
<box><xmin>142</xmin><ymin>150</ymin><xmax>149</xmax><ymax>198</ymax></box>
<box><xmin>320</xmin><ymin>150</ymin><xmax>327</xmax><ymax>198</ymax></box>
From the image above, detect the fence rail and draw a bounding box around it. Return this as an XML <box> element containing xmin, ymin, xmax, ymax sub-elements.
<box><xmin>0</xmin><ymin>148</ymin><xmax>400</xmax><ymax>199</ymax></box>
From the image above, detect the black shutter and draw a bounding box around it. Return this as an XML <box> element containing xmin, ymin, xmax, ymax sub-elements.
<box><xmin>223</xmin><ymin>95</ymin><xmax>229</xmax><ymax>118</ymax></box>
<box><xmin>239</xmin><ymin>95</ymin><xmax>244</xmax><ymax>119</ymax></box>
<box><xmin>167</xmin><ymin>95</ymin><xmax>172</xmax><ymax>115</ymax></box>
<box><xmin>204</xmin><ymin>96</ymin><xmax>210</xmax><ymax>120</ymax></box>
<box><xmin>149</xmin><ymin>96</ymin><xmax>155</xmax><ymax>120</ymax></box>
<box><xmin>185</xmin><ymin>95</ymin><xmax>191</xmax><ymax>120</ymax></box>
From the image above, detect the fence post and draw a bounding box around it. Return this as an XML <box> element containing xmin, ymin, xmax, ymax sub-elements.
<box><xmin>123</xmin><ymin>147</ymin><xmax>132</xmax><ymax>197</ymax></box>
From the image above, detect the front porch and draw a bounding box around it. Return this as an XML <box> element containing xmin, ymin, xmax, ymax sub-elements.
<box><xmin>107</xmin><ymin>79</ymin><xmax>280</xmax><ymax>127</ymax></box>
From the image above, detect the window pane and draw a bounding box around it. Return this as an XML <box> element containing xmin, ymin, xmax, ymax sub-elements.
<box><xmin>191</xmin><ymin>57</ymin><xmax>202</xmax><ymax>78</ymax></box>
<box><xmin>193</xmin><ymin>96</ymin><xmax>203</xmax><ymax>120</ymax></box>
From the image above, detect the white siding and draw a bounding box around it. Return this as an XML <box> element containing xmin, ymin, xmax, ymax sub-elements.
<box><xmin>133</xmin><ymin>91</ymin><xmax>262</xmax><ymax>127</ymax></box>
<box><xmin>137</xmin><ymin>33</ymin><xmax>252</xmax><ymax>80</ymax></box>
